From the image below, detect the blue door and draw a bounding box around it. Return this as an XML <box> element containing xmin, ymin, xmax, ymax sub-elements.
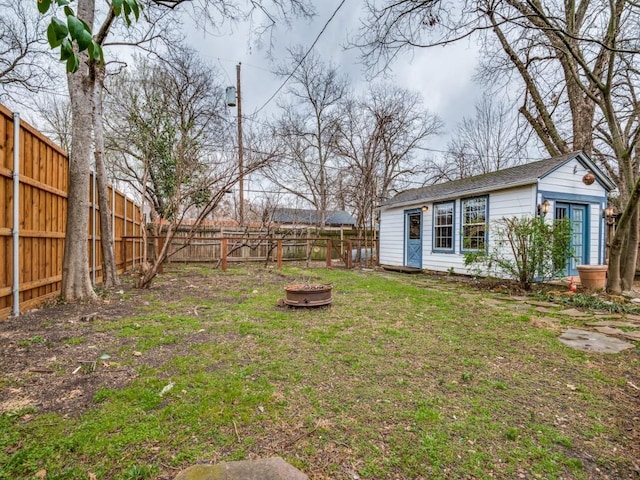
<box><xmin>405</xmin><ymin>210</ymin><xmax>423</xmax><ymax>268</ymax></box>
<box><xmin>555</xmin><ymin>203</ymin><xmax>587</xmax><ymax>276</ymax></box>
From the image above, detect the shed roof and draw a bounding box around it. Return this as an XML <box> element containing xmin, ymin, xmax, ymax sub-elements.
<box><xmin>272</xmin><ymin>208</ymin><xmax>356</xmax><ymax>226</ymax></box>
<box><xmin>382</xmin><ymin>151</ymin><xmax>614</xmax><ymax>208</ymax></box>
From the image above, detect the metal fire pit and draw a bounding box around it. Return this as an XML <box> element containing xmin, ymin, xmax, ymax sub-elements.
<box><xmin>284</xmin><ymin>284</ymin><xmax>333</xmax><ymax>307</ymax></box>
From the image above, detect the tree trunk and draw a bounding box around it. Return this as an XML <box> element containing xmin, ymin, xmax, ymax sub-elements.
<box><xmin>137</xmin><ymin>223</ymin><xmax>174</xmax><ymax>288</ymax></box>
<box><xmin>620</xmin><ymin>208</ymin><xmax>638</xmax><ymax>290</ymax></box>
<box><xmin>61</xmin><ymin>0</ymin><xmax>98</xmax><ymax>301</ymax></box>
<box><xmin>607</xmin><ymin>177</ymin><xmax>640</xmax><ymax>294</ymax></box>
<box><xmin>63</xmin><ymin>63</ymin><xmax>97</xmax><ymax>301</ymax></box>
<box><xmin>92</xmin><ymin>65</ymin><xmax>119</xmax><ymax>288</ymax></box>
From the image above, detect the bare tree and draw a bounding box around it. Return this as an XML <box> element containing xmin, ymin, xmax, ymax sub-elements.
<box><xmin>334</xmin><ymin>84</ymin><xmax>442</xmax><ymax>235</ymax></box>
<box><xmin>0</xmin><ymin>1</ymin><xmax>57</xmax><ymax>104</ymax></box>
<box><xmin>105</xmin><ymin>50</ymin><xmax>282</xmax><ymax>287</ymax></box>
<box><xmin>358</xmin><ymin>0</ymin><xmax>640</xmax><ymax>293</ymax></box>
<box><xmin>265</xmin><ymin>47</ymin><xmax>348</xmax><ymax>227</ymax></box>
<box><xmin>431</xmin><ymin>96</ymin><xmax>526</xmax><ymax>181</ymax></box>
<box><xmin>36</xmin><ymin>96</ymin><xmax>73</xmax><ymax>153</ymax></box>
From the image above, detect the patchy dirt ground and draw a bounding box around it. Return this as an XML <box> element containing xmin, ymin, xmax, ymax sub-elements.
<box><xmin>0</xmin><ymin>275</ymin><xmax>145</xmax><ymax>416</ymax></box>
<box><xmin>0</xmin><ymin>266</ymin><xmax>300</xmax><ymax>417</ymax></box>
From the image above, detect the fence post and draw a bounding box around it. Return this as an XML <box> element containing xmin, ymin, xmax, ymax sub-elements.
<box><xmin>123</xmin><ymin>196</ymin><xmax>127</xmax><ymax>271</ymax></box>
<box><xmin>346</xmin><ymin>240</ymin><xmax>353</xmax><ymax>269</ymax></box>
<box><xmin>277</xmin><ymin>240</ymin><xmax>283</xmax><ymax>269</ymax></box>
<box><xmin>11</xmin><ymin>113</ymin><xmax>20</xmax><ymax>317</ymax></box>
<box><xmin>111</xmin><ymin>187</ymin><xmax>116</xmax><ymax>270</ymax></box>
<box><xmin>221</xmin><ymin>238</ymin><xmax>228</xmax><ymax>271</ymax></box>
<box><xmin>326</xmin><ymin>239</ymin><xmax>332</xmax><ymax>268</ymax></box>
<box><xmin>157</xmin><ymin>235</ymin><xmax>164</xmax><ymax>274</ymax></box>
<box><xmin>122</xmin><ymin>237</ymin><xmax>127</xmax><ymax>272</ymax></box>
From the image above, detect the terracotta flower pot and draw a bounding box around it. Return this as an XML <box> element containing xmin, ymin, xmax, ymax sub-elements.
<box><xmin>576</xmin><ymin>265</ymin><xmax>607</xmax><ymax>291</ymax></box>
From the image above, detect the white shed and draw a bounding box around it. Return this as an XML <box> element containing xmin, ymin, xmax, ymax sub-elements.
<box><xmin>378</xmin><ymin>152</ymin><xmax>616</xmax><ymax>278</ymax></box>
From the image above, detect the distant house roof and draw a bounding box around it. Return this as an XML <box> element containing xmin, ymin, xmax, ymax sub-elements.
<box><xmin>382</xmin><ymin>151</ymin><xmax>615</xmax><ymax>208</ymax></box>
<box><xmin>272</xmin><ymin>208</ymin><xmax>356</xmax><ymax>226</ymax></box>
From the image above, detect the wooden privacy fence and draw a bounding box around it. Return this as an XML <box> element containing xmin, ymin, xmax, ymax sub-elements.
<box><xmin>0</xmin><ymin>104</ymin><xmax>143</xmax><ymax>319</ymax></box>
<box><xmin>122</xmin><ymin>234</ymin><xmax>378</xmax><ymax>269</ymax></box>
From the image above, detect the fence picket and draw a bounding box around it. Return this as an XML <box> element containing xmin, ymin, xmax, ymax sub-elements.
<box><xmin>0</xmin><ymin>103</ymin><xmax>142</xmax><ymax>319</ymax></box>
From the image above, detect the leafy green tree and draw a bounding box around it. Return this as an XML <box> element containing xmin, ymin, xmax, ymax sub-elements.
<box><xmin>464</xmin><ymin>216</ymin><xmax>572</xmax><ymax>290</ymax></box>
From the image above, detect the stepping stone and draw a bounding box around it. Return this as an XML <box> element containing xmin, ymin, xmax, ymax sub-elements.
<box><xmin>481</xmin><ymin>298</ymin><xmax>506</xmax><ymax>307</ymax></box>
<box><xmin>621</xmin><ymin>331</ymin><xmax>640</xmax><ymax>341</ymax></box>
<box><xmin>594</xmin><ymin>326</ymin><xmax>624</xmax><ymax>335</ymax></box>
<box><xmin>625</xmin><ymin>315</ymin><xmax>640</xmax><ymax>324</ymax></box>
<box><xmin>593</xmin><ymin>313</ymin><xmax>624</xmax><ymax>320</ymax></box>
<box><xmin>175</xmin><ymin>457</ymin><xmax>308</xmax><ymax>480</ymax></box>
<box><xmin>535</xmin><ymin>307</ymin><xmax>557</xmax><ymax>314</ymax></box>
<box><xmin>525</xmin><ymin>300</ymin><xmax>558</xmax><ymax>308</ymax></box>
<box><xmin>559</xmin><ymin>329</ymin><xmax>634</xmax><ymax>353</ymax></box>
<box><xmin>586</xmin><ymin>321</ymin><xmax>638</xmax><ymax>328</ymax></box>
<box><xmin>509</xmin><ymin>295</ymin><xmax>529</xmax><ymax>302</ymax></box>
<box><xmin>558</xmin><ymin>308</ymin><xmax>591</xmax><ymax>318</ymax></box>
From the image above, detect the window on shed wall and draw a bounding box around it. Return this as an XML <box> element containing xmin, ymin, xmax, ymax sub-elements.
<box><xmin>434</xmin><ymin>202</ymin><xmax>454</xmax><ymax>251</ymax></box>
<box><xmin>461</xmin><ymin>197</ymin><xmax>488</xmax><ymax>251</ymax></box>
<box><xmin>408</xmin><ymin>213</ymin><xmax>421</xmax><ymax>239</ymax></box>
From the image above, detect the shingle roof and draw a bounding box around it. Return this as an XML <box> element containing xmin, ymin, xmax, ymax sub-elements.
<box><xmin>272</xmin><ymin>208</ymin><xmax>356</xmax><ymax>226</ymax></box>
<box><xmin>383</xmin><ymin>152</ymin><xmax>591</xmax><ymax>207</ymax></box>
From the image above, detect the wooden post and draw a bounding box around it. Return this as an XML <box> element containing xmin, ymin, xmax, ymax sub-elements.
<box><xmin>346</xmin><ymin>240</ymin><xmax>353</xmax><ymax>269</ymax></box>
<box><xmin>123</xmin><ymin>196</ymin><xmax>127</xmax><ymax>270</ymax></box>
<box><xmin>221</xmin><ymin>238</ymin><xmax>228</xmax><ymax>271</ymax></box>
<box><xmin>122</xmin><ymin>237</ymin><xmax>127</xmax><ymax>273</ymax></box>
<box><xmin>157</xmin><ymin>235</ymin><xmax>164</xmax><ymax>274</ymax></box>
<box><xmin>277</xmin><ymin>240</ymin><xmax>283</xmax><ymax>269</ymax></box>
<box><xmin>326</xmin><ymin>239</ymin><xmax>332</xmax><ymax>268</ymax></box>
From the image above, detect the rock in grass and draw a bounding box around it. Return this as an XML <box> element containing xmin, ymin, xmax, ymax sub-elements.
<box><xmin>174</xmin><ymin>457</ymin><xmax>308</xmax><ymax>480</ymax></box>
<box><xmin>559</xmin><ymin>328</ymin><xmax>634</xmax><ymax>353</ymax></box>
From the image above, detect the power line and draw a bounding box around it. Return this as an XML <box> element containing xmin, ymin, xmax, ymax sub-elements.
<box><xmin>216</xmin><ymin>57</ymin><xmax>233</xmax><ymax>85</ymax></box>
<box><xmin>253</xmin><ymin>0</ymin><xmax>348</xmax><ymax>115</ymax></box>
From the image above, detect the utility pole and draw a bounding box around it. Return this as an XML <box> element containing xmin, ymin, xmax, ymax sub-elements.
<box><xmin>236</xmin><ymin>63</ymin><xmax>244</xmax><ymax>227</ymax></box>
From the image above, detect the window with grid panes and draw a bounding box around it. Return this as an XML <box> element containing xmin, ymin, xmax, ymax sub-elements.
<box><xmin>434</xmin><ymin>202</ymin><xmax>454</xmax><ymax>251</ymax></box>
<box><xmin>461</xmin><ymin>197</ymin><xmax>487</xmax><ymax>251</ymax></box>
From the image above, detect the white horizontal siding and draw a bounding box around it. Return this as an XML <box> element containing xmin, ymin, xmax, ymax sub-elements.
<box><xmin>488</xmin><ymin>186</ymin><xmax>536</xmax><ymax>222</ymax></box>
<box><xmin>379</xmin><ymin>208</ymin><xmax>404</xmax><ymax>266</ymax></box>
<box><xmin>538</xmin><ymin>159</ymin><xmax>607</xmax><ymax>198</ymax></box>
<box><xmin>485</xmin><ymin>187</ymin><xmax>537</xmax><ymax>274</ymax></box>
<box><xmin>588</xmin><ymin>207</ymin><xmax>603</xmax><ymax>265</ymax></box>
<box><xmin>421</xmin><ymin>186</ymin><xmax>536</xmax><ymax>275</ymax></box>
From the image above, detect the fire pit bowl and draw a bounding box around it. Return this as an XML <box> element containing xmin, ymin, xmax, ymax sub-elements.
<box><xmin>284</xmin><ymin>284</ymin><xmax>333</xmax><ymax>307</ymax></box>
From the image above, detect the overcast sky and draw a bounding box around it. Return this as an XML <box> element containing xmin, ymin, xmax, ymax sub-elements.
<box><xmin>186</xmin><ymin>0</ymin><xmax>484</xmax><ymax>152</ymax></box>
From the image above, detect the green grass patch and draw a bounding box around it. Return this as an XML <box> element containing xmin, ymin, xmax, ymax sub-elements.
<box><xmin>0</xmin><ymin>265</ymin><xmax>636</xmax><ymax>479</ymax></box>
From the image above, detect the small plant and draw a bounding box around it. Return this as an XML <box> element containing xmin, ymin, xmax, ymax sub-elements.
<box><xmin>18</xmin><ymin>336</ymin><xmax>45</xmax><ymax>347</ymax></box>
<box><xmin>464</xmin><ymin>216</ymin><xmax>572</xmax><ymax>290</ymax></box>
<box><xmin>504</xmin><ymin>427</ymin><xmax>519</xmax><ymax>441</ymax></box>
<box><xmin>534</xmin><ymin>292</ymin><xmax>640</xmax><ymax>314</ymax></box>
<box><xmin>125</xmin><ymin>464</ymin><xmax>154</xmax><ymax>480</ymax></box>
